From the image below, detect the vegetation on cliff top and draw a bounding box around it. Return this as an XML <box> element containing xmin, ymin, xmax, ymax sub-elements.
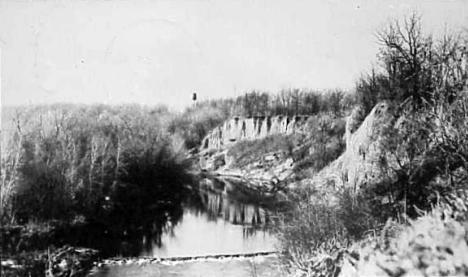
<box><xmin>1</xmin><ymin>12</ymin><xmax>467</xmax><ymax>277</ymax></box>
<box><xmin>274</xmin><ymin>14</ymin><xmax>468</xmax><ymax>277</ymax></box>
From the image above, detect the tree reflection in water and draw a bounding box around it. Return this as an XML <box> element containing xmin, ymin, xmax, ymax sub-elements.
<box><xmin>186</xmin><ymin>177</ymin><xmax>275</xmax><ymax>238</ymax></box>
<box><xmin>57</xmin><ymin>175</ymin><xmax>276</xmax><ymax>258</ymax></box>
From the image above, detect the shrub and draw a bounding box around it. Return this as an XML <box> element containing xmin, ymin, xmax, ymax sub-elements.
<box><xmin>274</xmin><ymin>186</ymin><xmax>354</xmax><ymax>277</ymax></box>
<box><xmin>352</xmin><ymin>17</ymin><xmax>468</xmax><ymax>221</ymax></box>
<box><xmin>336</xmin><ymin>189</ymin><xmax>380</xmax><ymax>240</ymax></box>
<box><xmin>168</xmin><ymin>105</ymin><xmax>228</xmax><ymax>150</ymax></box>
<box><xmin>293</xmin><ymin>116</ymin><xmax>346</xmax><ymax>176</ymax></box>
<box><xmin>360</xmin><ymin>88</ymin><xmax>468</xmax><ymax>222</ymax></box>
<box><xmin>355</xmin><ymin>14</ymin><xmax>467</xmax><ymax>117</ymax></box>
<box><xmin>0</xmin><ymin>104</ymin><xmax>191</xmax><ymax>226</ymax></box>
<box><xmin>275</xmin><ymin>15</ymin><xmax>467</xmax><ymax>277</ymax></box>
<box><xmin>342</xmin><ymin>194</ymin><xmax>468</xmax><ymax>277</ymax></box>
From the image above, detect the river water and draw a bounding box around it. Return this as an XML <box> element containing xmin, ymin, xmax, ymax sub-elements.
<box><xmin>89</xmin><ymin>256</ymin><xmax>281</xmax><ymax>277</ymax></box>
<box><xmin>86</xmin><ymin>177</ymin><xmax>282</xmax><ymax>276</ymax></box>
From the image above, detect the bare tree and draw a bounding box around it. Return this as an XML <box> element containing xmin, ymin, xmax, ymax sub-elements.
<box><xmin>376</xmin><ymin>13</ymin><xmax>434</xmax><ymax>107</ymax></box>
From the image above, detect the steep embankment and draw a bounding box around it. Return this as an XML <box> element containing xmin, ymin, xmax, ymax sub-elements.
<box><xmin>198</xmin><ymin>103</ymin><xmax>392</xmax><ymax>190</ymax></box>
<box><xmin>198</xmin><ymin>115</ymin><xmax>311</xmax><ymax>184</ymax></box>
<box><xmin>197</xmin><ymin>113</ymin><xmax>348</xmax><ymax>190</ymax></box>
<box><xmin>307</xmin><ymin>103</ymin><xmax>392</xmax><ymax>193</ymax></box>
<box><xmin>200</xmin><ymin>115</ymin><xmax>310</xmax><ymax>150</ymax></box>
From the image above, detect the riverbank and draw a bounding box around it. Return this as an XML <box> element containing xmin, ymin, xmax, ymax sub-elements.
<box><xmin>0</xmin><ymin>171</ymin><xmax>281</xmax><ymax>277</ymax></box>
<box><xmin>1</xmin><ymin>223</ymin><xmax>99</xmax><ymax>277</ymax></box>
<box><xmin>88</xmin><ymin>254</ymin><xmax>282</xmax><ymax>277</ymax></box>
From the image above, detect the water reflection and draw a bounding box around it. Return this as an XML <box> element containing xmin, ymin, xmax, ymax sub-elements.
<box><xmin>145</xmin><ymin>210</ymin><xmax>277</xmax><ymax>258</ymax></box>
<box><xmin>58</xmin><ymin>176</ymin><xmax>277</xmax><ymax>259</ymax></box>
<box><xmin>190</xmin><ymin>177</ymin><xmax>274</xmax><ymax>222</ymax></box>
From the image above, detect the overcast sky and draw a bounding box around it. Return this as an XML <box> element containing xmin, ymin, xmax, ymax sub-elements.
<box><xmin>0</xmin><ymin>0</ymin><xmax>466</xmax><ymax>110</ymax></box>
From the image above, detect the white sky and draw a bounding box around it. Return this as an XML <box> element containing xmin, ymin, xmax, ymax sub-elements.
<box><xmin>0</xmin><ymin>0</ymin><xmax>467</xmax><ymax>110</ymax></box>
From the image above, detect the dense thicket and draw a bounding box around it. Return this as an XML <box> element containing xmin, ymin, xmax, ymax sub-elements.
<box><xmin>275</xmin><ymin>15</ymin><xmax>468</xmax><ymax>277</ymax></box>
<box><xmin>355</xmin><ymin>14</ymin><xmax>467</xmax><ymax>115</ymax></box>
<box><xmin>358</xmin><ymin>15</ymin><xmax>468</xmax><ymax>220</ymax></box>
<box><xmin>0</xmin><ymin>104</ymin><xmax>191</xmax><ymax>227</ymax></box>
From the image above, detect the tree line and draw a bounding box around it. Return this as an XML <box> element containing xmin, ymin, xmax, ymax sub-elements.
<box><xmin>189</xmin><ymin>88</ymin><xmax>355</xmax><ymax>118</ymax></box>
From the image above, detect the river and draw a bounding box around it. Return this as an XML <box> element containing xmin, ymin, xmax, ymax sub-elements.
<box><xmin>84</xmin><ymin>176</ymin><xmax>282</xmax><ymax>276</ymax></box>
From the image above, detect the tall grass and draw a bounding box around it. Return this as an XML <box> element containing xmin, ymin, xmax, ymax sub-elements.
<box><xmin>274</xmin><ymin>185</ymin><xmax>379</xmax><ymax>277</ymax></box>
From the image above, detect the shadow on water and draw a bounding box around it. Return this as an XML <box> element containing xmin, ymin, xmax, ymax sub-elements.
<box><xmin>54</xmin><ymin>175</ymin><xmax>278</xmax><ymax>259</ymax></box>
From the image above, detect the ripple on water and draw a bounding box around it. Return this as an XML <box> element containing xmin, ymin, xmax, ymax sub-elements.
<box><xmin>88</xmin><ymin>256</ymin><xmax>282</xmax><ymax>277</ymax></box>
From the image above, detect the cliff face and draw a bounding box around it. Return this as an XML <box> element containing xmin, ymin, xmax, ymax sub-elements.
<box><xmin>198</xmin><ymin>115</ymin><xmax>313</xmax><ymax>181</ymax></box>
<box><xmin>198</xmin><ymin>102</ymin><xmax>393</xmax><ymax>195</ymax></box>
<box><xmin>309</xmin><ymin>102</ymin><xmax>393</xmax><ymax>195</ymax></box>
<box><xmin>200</xmin><ymin>115</ymin><xmax>310</xmax><ymax>151</ymax></box>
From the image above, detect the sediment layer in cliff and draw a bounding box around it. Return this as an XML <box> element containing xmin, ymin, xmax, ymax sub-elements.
<box><xmin>307</xmin><ymin>102</ymin><xmax>393</xmax><ymax>197</ymax></box>
<box><xmin>200</xmin><ymin>115</ymin><xmax>310</xmax><ymax>151</ymax></box>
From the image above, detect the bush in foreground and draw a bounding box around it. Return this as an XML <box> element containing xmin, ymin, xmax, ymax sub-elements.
<box><xmin>341</xmin><ymin>192</ymin><xmax>468</xmax><ymax>277</ymax></box>
<box><xmin>274</xmin><ymin>186</ymin><xmax>378</xmax><ymax>277</ymax></box>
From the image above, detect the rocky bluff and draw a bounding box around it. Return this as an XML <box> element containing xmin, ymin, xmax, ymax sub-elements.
<box><xmin>308</xmin><ymin>102</ymin><xmax>393</xmax><ymax>198</ymax></box>
<box><xmin>200</xmin><ymin>115</ymin><xmax>310</xmax><ymax>151</ymax></box>
<box><xmin>197</xmin><ymin>102</ymin><xmax>396</xmax><ymax>197</ymax></box>
<box><xmin>197</xmin><ymin>115</ymin><xmax>311</xmax><ymax>184</ymax></box>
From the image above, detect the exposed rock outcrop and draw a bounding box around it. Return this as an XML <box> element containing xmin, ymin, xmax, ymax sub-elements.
<box><xmin>197</xmin><ymin>102</ymin><xmax>395</xmax><ymax>198</ymax></box>
<box><xmin>200</xmin><ymin>115</ymin><xmax>310</xmax><ymax>151</ymax></box>
<box><xmin>198</xmin><ymin>115</ymin><xmax>312</xmax><ymax>184</ymax></box>
<box><xmin>306</xmin><ymin>102</ymin><xmax>393</xmax><ymax>195</ymax></box>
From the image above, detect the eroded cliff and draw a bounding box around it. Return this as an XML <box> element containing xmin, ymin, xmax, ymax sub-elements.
<box><xmin>197</xmin><ymin>102</ymin><xmax>394</xmax><ymax>196</ymax></box>
<box><xmin>315</xmin><ymin>103</ymin><xmax>391</xmax><ymax>187</ymax></box>
<box><xmin>200</xmin><ymin>115</ymin><xmax>310</xmax><ymax>151</ymax></box>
